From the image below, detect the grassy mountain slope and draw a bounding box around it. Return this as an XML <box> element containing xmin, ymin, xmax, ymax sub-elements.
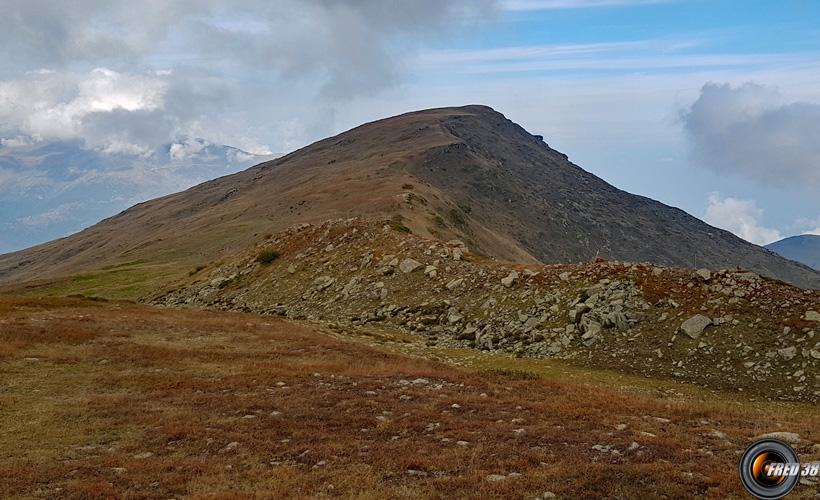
<box><xmin>2</xmin><ymin>105</ymin><xmax>819</xmax><ymax>291</ymax></box>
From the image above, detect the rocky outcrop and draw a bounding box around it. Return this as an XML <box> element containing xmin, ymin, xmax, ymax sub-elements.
<box><xmin>568</xmin><ymin>280</ymin><xmax>648</xmax><ymax>346</ymax></box>
<box><xmin>153</xmin><ymin>218</ymin><xmax>820</xmax><ymax>403</ymax></box>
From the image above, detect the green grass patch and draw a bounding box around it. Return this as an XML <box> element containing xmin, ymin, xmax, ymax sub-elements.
<box><xmin>18</xmin><ymin>263</ymin><xmax>180</xmax><ymax>301</ymax></box>
<box><xmin>477</xmin><ymin>367</ymin><xmax>541</xmax><ymax>380</ymax></box>
<box><xmin>387</xmin><ymin>221</ymin><xmax>411</xmax><ymax>234</ymax></box>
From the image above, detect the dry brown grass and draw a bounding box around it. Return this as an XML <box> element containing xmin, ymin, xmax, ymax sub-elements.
<box><xmin>1</xmin><ymin>296</ymin><xmax>818</xmax><ymax>499</ymax></box>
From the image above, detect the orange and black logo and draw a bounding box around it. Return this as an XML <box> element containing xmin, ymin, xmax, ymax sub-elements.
<box><xmin>739</xmin><ymin>439</ymin><xmax>800</xmax><ymax>499</ymax></box>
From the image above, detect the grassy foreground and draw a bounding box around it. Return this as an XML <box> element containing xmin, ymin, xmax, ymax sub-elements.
<box><xmin>1</xmin><ymin>296</ymin><xmax>818</xmax><ymax>499</ymax></box>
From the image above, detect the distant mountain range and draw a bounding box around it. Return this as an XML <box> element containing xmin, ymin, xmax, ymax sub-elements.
<box><xmin>0</xmin><ymin>139</ymin><xmax>271</xmax><ymax>253</ymax></box>
<box><xmin>766</xmin><ymin>235</ymin><xmax>820</xmax><ymax>270</ymax></box>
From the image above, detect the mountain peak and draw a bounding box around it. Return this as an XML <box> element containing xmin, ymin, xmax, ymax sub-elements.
<box><xmin>2</xmin><ymin>106</ymin><xmax>820</xmax><ymax>289</ymax></box>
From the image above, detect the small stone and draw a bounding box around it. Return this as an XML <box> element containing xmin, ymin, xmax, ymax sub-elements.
<box><xmin>754</xmin><ymin>432</ymin><xmax>802</xmax><ymax>444</ymax></box>
<box><xmin>446</xmin><ymin>278</ymin><xmax>464</xmax><ymax>290</ymax></box>
<box><xmin>219</xmin><ymin>442</ymin><xmax>240</xmax><ymax>454</ymax></box>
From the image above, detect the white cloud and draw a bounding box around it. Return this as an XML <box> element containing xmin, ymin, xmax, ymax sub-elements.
<box><xmin>682</xmin><ymin>82</ymin><xmax>820</xmax><ymax>189</ymax></box>
<box><xmin>169</xmin><ymin>138</ymin><xmax>209</xmax><ymax>161</ymax></box>
<box><xmin>793</xmin><ymin>216</ymin><xmax>820</xmax><ymax>236</ymax></box>
<box><xmin>0</xmin><ymin>68</ymin><xmax>167</xmax><ymax>146</ymax></box>
<box><xmin>703</xmin><ymin>192</ymin><xmax>782</xmax><ymax>245</ymax></box>
<box><xmin>17</xmin><ymin>203</ymin><xmax>81</xmax><ymax>226</ymax></box>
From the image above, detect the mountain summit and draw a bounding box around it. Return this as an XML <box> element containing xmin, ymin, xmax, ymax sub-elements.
<box><xmin>2</xmin><ymin>105</ymin><xmax>819</xmax><ymax>289</ymax></box>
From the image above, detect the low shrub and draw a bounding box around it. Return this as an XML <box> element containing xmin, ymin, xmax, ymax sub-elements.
<box><xmin>255</xmin><ymin>249</ymin><xmax>280</xmax><ymax>265</ymax></box>
<box><xmin>189</xmin><ymin>265</ymin><xmax>206</xmax><ymax>276</ymax></box>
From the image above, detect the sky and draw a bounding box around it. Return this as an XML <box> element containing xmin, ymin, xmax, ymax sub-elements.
<box><xmin>1</xmin><ymin>0</ymin><xmax>820</xmax><ymax>252</ymax></box>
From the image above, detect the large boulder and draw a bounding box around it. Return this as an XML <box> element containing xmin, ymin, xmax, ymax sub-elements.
<box><xmin>680</xmin><ymin>315</ymin><xmax>712</xmax><ymax>339</ymax></box>
<box><xmin>804</xmin><ymin>310</ymin><xmax>820</xmax><ymax>322</ymax></box>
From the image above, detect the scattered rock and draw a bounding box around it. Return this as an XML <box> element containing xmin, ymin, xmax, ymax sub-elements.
<box><xmin>399</xmin><ymin>258</ymin><xmax>423</xmax><ymax>273</ymax></box>
<box><xmin>446</xmin><ymin>278</ymin><xmax>464</xmax><ymax>290</ymax></box>
<box><xmin>501</xmin><ymin>271</ymin><xmax>519</xmax><ymax>288</ymax></box>
<box><xmin>219</xmin><ymin>442</ymin><xmax>240</xmax><ymax>454</ymax></box>
<box><xmin>680</xmin><ymin>315</ymin><xmax>712</xmax><ymax>339</ymax></box>
<box><xmin>754</xmin><ymin>432</ymin><xmax>802</xmax><ymax>444</ymax></box>
<box><xmin>695</xmin><ymin>269</ymin><xmax>712</xmax><ymax>281</ymax></box>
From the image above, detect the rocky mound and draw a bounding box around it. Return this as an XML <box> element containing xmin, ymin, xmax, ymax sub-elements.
<box><xmin>154</xmin><ymin>218</ymin><xmax>820</xmax><ymax>402</ymax></box>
